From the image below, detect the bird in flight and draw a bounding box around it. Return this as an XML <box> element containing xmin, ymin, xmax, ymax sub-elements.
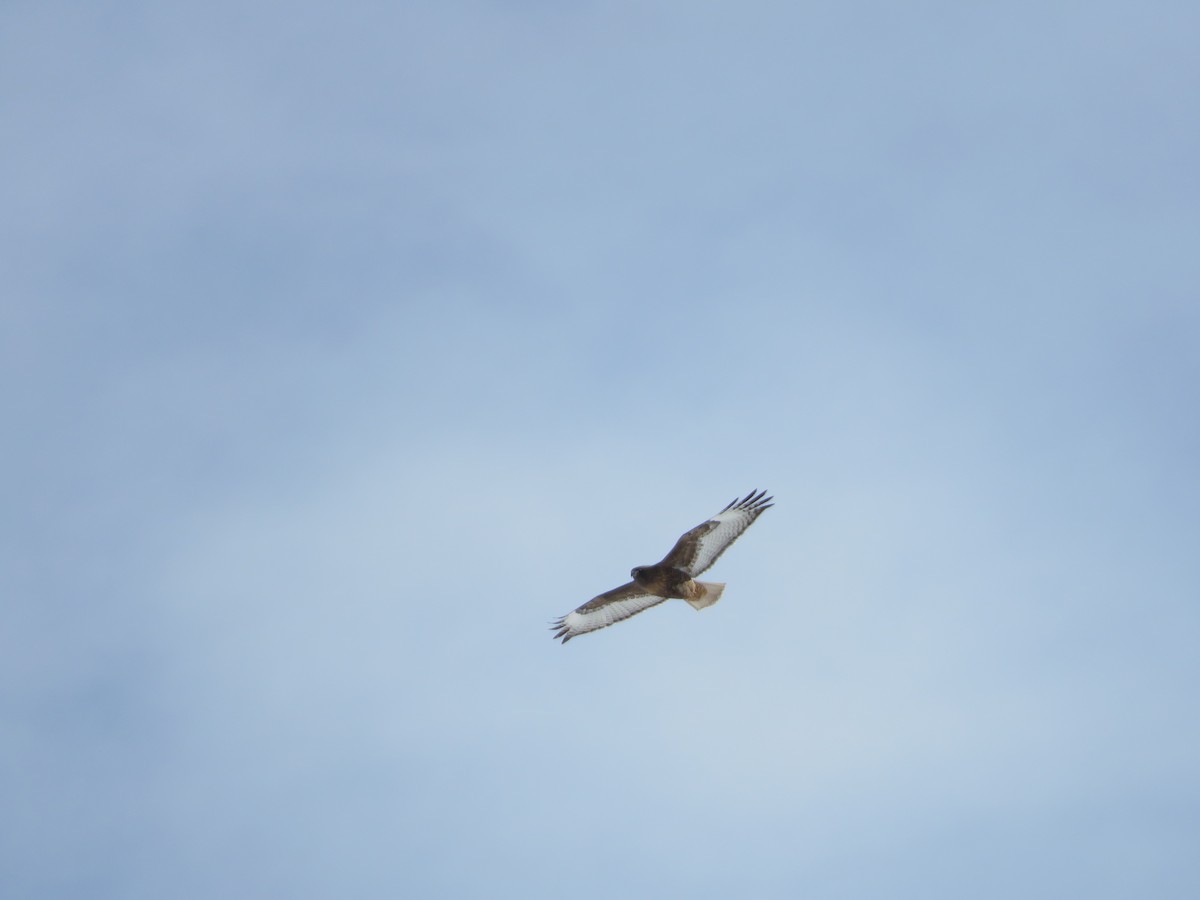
<box><xmin>551</xmin><ymin>489</ymin><xmax>773</xmax><ymax>643</ymax></box>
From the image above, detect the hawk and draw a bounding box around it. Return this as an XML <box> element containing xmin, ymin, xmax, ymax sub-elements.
<box><xmin>551</xmin><ymin>489</ymin><xmax>773</xmax><ymax>643</ymax></box>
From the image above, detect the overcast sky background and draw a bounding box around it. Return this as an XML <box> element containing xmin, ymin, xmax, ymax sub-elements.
<box><xmin>3</xmin><ymin>1</ymin><xmax>1199</xmax><ymax>897</ymax></box>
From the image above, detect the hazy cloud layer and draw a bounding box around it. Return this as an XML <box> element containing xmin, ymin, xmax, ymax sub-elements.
<box><xmin>3</xmin><ymin>2</ymin><xmax>1198</xmax><ymax>897</ymax></box>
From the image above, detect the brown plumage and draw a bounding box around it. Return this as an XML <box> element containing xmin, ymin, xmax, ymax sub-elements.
<box><xmin>551</xmin><ymin>489</ymin><xmax>774</xmax><ymax>643</ymax></box>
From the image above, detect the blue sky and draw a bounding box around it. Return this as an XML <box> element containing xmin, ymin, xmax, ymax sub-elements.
<box><xmin>3</xmin><ymin>1</ymin><xmax>1199</xmax><ymax>897</ymax></box>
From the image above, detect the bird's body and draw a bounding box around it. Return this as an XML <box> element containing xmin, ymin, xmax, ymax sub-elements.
<box><xmin>551</xmin><ymin>489</ymin><xmax>773</xmax><ymax>643</ymax></box>
<box><xmin>631</xmin><ymin>564</ymin><xmax>694</xmax><ymax>597</ymax></box>
<box><xmin>630</xmin><ymin>564</ymin><xmax>723</xmax><ymax>606</ymax></box>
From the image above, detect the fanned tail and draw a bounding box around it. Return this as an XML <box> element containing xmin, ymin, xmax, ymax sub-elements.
<box><xmin>685</xmin><ymin>581</ymin><xmax>724</xmax><ymax>611</ymax></box>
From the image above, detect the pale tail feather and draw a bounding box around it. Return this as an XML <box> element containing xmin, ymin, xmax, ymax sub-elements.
<box><xmin>685</xmin><ymin>581</ymin><xmax>725</xmax><ymax>610</ymax></box>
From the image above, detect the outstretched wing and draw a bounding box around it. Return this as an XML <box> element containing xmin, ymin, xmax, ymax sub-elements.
<box><xmin>550</xmin><ymin>582</ymin><xmax>668</xmax><ymax>644</ymax></box>
<box><xmin>659</xmin><ymin>489</ymin><xmax>773</xmax><ymax>577</ymax></box>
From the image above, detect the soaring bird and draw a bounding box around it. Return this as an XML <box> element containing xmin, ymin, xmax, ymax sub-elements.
<box><xmin>551</xmin><ymin>489</ymin><xmax>773</xmax><ymax>643</ymax></box>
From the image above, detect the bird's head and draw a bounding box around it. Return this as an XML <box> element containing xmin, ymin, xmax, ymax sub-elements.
<box><xmin>630</xmin><ymin>565</ymin><xmax>647</xmax><ymax>582</ymax></box>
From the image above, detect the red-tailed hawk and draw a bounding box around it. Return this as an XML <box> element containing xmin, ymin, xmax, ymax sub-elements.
<box><xmin>551</xmin><ymin>489</ymin><xmax>773</xmax><ymax>643</ymax></box>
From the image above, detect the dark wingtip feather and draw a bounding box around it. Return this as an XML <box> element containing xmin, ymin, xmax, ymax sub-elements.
<box><xmin>722</xmin><ymin>488</ymin><xmax>774</xmax><ymax>515</ymax></box>
<box><xmin>733</xmin><ymin>488</ymin><xmax>772</xmax><ymax>510</ymax></box>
